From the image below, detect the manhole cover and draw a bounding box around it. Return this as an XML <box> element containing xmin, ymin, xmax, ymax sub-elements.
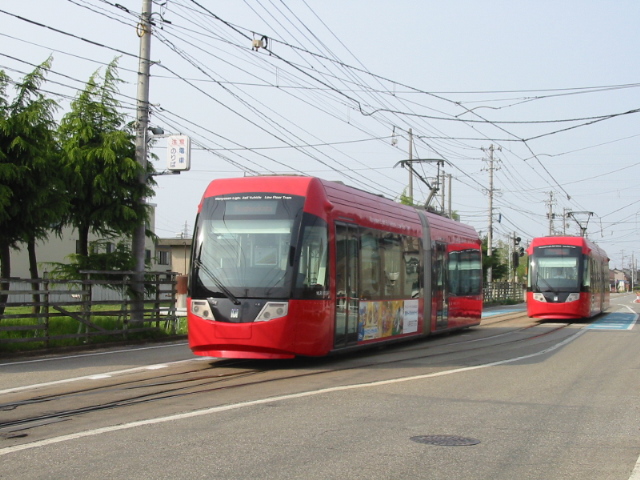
<box><xmin>410</xmin><ymin>435</ymin><xmax>480</xmax><ymax>446</ymax></box>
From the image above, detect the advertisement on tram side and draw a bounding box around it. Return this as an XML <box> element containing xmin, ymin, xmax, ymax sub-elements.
<box><xmin>358</xmin><ymin>299</ymin><xmax>419</xmax><ymax>341</ymax></box>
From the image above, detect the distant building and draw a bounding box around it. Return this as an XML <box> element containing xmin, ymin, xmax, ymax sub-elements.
<box><xmin>610</xmin><ymin>269</ymin><xmax>628</xmax><ymax>292</ymax></box>
<box><xmin>156</xmin><ymin>235</ymin><xmax>192</xmax><ymax>276</ymax></box>
<box><xmin>8</xmin><ymin>206</ymin><xmax>160</xmax><ymax>279</ymax></box>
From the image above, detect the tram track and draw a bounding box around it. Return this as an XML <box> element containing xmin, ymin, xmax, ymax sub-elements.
<box><xmin>0</xmin><ymin>314</ymin><xmax>578</xmax><ymax>441</ymax></box>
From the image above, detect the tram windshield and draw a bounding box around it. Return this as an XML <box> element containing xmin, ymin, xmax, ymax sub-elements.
<box><xmin>191</xmin><ymin>194</ymin><xmax>305</xmax><ymax>299</ymax></box>
<box><xmin>528</xmin><ymin>246</ymin><xmax>582</xmax><ymax>292</ymax></box>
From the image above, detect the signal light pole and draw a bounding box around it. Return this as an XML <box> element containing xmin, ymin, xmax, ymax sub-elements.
<box><xmin>512</xmin><ymin>233</ymin><xmax>524</xmax><ymax>283</ymax></box>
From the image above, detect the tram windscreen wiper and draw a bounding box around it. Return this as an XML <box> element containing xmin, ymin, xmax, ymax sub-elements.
<box><xmin>193</xmin><ymin>259</ymin><xmax>241</xmax><ymax>305</ymax></box>
<box><xmin>535</xmin><ymin>271</ymin><xmax>557</xmax><ymax>294</ymax></box>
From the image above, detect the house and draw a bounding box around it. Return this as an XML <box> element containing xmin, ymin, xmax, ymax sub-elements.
<box><xmin>156</xmin><ymin>235</ymin><xmax>192</xmax><ymax>276</ymax></box>
<box><xmin>610</xmin><ymin>269</ymin><xmax>628</xmax><ymax>292</ymax></box>
<box><xmin>8</xmin><ymin>205</ymin><xmax>160</xmax><ymax>279</ymax></box>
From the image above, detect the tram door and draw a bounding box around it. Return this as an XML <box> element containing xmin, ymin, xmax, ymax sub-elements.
<box><xmin>432</xmin><ymin>242</ymin><xmax>449</xmax><ymax>330</ymax></box>
<box><xmin>335</xmin><ymin>224</ymin><xmax>359</xmax><ymax>347</ymax></box>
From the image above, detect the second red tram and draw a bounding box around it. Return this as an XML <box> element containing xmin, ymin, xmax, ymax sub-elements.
<box><xmin>526</xmin><ymin>236</ymin><xmax>610</xmax><ymax>320</ymax></box>
<box><xmin>188</xmin><ymin>176</ymin><xmax>483</xmax><ymax>359</ymax></box>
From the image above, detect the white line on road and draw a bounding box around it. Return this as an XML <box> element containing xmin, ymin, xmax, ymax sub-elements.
<box><xmin>0</xmin><ymin>357</ymin><xmax>214</xmax><ymax>396</ymax></box>
<box><xmin>0</xmin><ymin>342</ymin><xmax>189</xmax><ymax>368</ymax></box>
<box><xmin>0</xmin><ymin>327</ymin><xmax>588</xmax><ymax>457</ymax></box>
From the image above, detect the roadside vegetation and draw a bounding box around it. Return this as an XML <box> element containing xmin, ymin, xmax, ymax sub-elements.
<box><xmin>0</xmin><ymin>305</ymin><xmax>187</xmax><ymax>355</ymax></box>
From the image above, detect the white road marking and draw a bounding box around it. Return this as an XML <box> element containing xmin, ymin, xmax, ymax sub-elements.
<box><xmin>0</xmin><ymin>357</ymin><xmax>214</xmax><ymax>396</ymax></box>
<box><xmin>0</xmin><ymin>342</ymin><xmax>189</xmax><ymax>367</ymax></box>
<box><xmin>631</xmin><ymin>458</ymin><xmax>640</xmax><ymax>480</ymax></box>
<box><xmin>0</xmin><ymin>327</ymin><xmax>588</xmax><ymax>457</ymax></box>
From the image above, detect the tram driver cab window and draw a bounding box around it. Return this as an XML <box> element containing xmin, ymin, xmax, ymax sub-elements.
<box><xmin>293</xmin><ymin>215</ymin><xmax>329</xmax><ymax>299</ymax></box>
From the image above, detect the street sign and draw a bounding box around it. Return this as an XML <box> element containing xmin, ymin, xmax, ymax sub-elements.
<box><xmin>167</xmin><ymin>135</ymin><xmax>191</xmax><ymax>171</ymax></box>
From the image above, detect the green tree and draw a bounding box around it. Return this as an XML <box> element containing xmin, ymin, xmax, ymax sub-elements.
<box><xmin>481</xmin><ymin>236</ymin><xmax>508</xmax><ymax>282</ymax></box>
<box><xmin>399</xmin><ymin>187</ymin><xmax>461</xmax><ymax>220</ymax></box>
<box><xmin>0</xmin><ymin>59</ymin><xmax>63</xmax><ymax>314</ymax></box>
<box><xmin>0</xmin><ymin>69</ymin><xmax>11</xmax><ymax>287</ymax></box>
<box><xmin>399</xmin><ymin>188</ymin><xmax>413</xmax><ymax>206</ymax></box>
<box><xmin>57</xmin><ymin>58</ymin><xmax>154</xmax><ymax>260</ymax></box>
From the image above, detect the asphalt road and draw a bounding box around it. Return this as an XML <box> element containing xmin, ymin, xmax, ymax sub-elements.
<box><xmin>1</xmin><ymin>293</ymin><xmax>639</xmax><ymax>480</ymax></box>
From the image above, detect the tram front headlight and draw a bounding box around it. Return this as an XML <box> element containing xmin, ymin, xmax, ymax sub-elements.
<box><xmin>532</xmin><ymin>293</ymin><xmax>546</xmax><ymax>302</ymax></box>
<box><xmin>191</xmin><ymin>300</ymin><xmax>214</xmax><ymax>320</ymax></box>
<box><xmin>255</xmin><ymin>302</ymin><xmax>288</xmax><ymax>322</ymax></box>
<box><xmin>565</xmin><ymin>293</ymin><xmax>580</xmax><ymax>303</ymax></box>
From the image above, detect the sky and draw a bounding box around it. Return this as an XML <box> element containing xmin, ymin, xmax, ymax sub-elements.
<box><xmin>1</xmin><ymin>1</ymin><xmax>639</xmax><ymax>269</ymax></box>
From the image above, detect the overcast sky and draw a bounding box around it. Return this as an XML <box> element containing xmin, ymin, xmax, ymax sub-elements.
<box><xmin>1</xmin><ymin>1</ymin><xmax>639</xmax><ymax>268</ymax></box>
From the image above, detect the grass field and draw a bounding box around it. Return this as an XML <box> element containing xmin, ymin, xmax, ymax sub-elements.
<box><xmin>0</xmin><ymin>304</ymin><xmax>187</xmax><ymax>354</ymax></box>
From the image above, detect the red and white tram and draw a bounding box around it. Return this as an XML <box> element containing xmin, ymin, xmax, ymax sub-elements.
<box><xmin>526</xmin><ymin>236</ymin><xmax>609</xmax><ymax>320</ymax></box>
<box><xmin>187</xmin><ymin>176</ymin><xmax>483</xmax><ymax>359</ymax></box>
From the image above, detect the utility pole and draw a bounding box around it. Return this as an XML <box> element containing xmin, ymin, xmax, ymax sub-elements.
<box><xmin>447</xmin><ymin>173</ymin><xmax>452</xmax><ymax>218</ymax></box>
<box><xmin>408</xmin><ymin>129</ymin><xmax>413</xmax><ymax>203</ymax></box>
<box><xmin>440</xmin><ymin>170</ymin><xmax>445</xmax><ymax>214</ymax></box>
<box><xmin>482</xmin><ymin>144</ymin><xmax>501</xmax><ymax>283</ymax></box>
<box><xmin>131</xmin><ymin>0</ymin><xmax>153</xmax><ymax>321</ymax></box>
<box><xmin>546</xmin><ymin>191</ymin><xmax>556</xmax><ymax>236</ymax></box>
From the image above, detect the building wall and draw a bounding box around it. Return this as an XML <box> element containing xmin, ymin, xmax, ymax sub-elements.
<box><xmin>157</xmin><ymin>236</ymin><xmax>192</xmax><ymax>276</ymax></box>
<box><xmin>7</xmin><ymin>206</ymin><xmax>158</xmax><ymax>279</ymax></box>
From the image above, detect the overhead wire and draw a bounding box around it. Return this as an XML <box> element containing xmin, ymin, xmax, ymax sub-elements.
<box><xmin>2</xmin><ymin>0</ymin><xmax>637</xmax><ymax>245</ymax></box>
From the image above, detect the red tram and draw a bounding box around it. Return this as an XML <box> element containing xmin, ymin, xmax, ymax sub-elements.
<box><xmin>187</xmin><ymin>176</ymin><xmax>483</xmax><ymax>359</ymax></box>
<box><xmin>526</xmin><ymin>236</ymin><xmax>610</xmax><ymax>320</ymax></box>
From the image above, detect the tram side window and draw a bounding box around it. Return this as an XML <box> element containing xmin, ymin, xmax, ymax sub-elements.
<box><xmin>448</xmin><ymin>250</ymin><xmax>482</xmax><ymax>296</ymax></box>
<box><xmin>360</xmin><ymin>230</ymin><xmax>381</xmax><ymax>300</ymax></box>
<box><xmin>381</xmin><ymin>234</ymin><xmax>403</xmax><ymax>298</ymax></box>
<box><xmin>583</xmin><ymin>256</ymin><xmax>591</xmax><ymax>288</ymax></box>
<box><xmin>293</xmin><ymin>217</ymin><xmax>329</xmax><ymax>299</ymax></box>
<box><xmin>359</xmin><ymin>229</ymin><xmax>422</xmax><ymax>300</ymax></box>
<box><xmin>403</xmin><ymin>237</ymin><xmax>421</xmax><ymax>298</ymax></box>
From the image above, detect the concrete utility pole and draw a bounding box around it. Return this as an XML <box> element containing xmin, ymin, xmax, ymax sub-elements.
<box><xmin>447</xmin><ymin>173</ymin><xmax>452</xmax><ymax>218</ymax></box>
<box><xmin>439</xmin><ymin>170</ymin><xmax>445</xmax><ymax>213</ymax></box>
<box><xmin>482</xmin><ymin>144</ymin><xmax>501</xmax><ymax>283</ymax></box>
<box><xmin>546</xmin><ymin>191</ymin><xmax>556</xmax><ymax>236</ymax></box>
<box><xmin>408</xmin><ymin>129</ymin><xmax>413</xmax><ymax>203</ymax></box>
<box><xmin>131</xmin><ymin>0</ymin><xmax>153</xmax><ymax>321</ymax></box>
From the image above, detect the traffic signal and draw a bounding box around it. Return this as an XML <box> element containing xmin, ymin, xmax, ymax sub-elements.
<box><xmin>512</xmin><ymin>235</ymin><xmax>524</xmax><ymax>268</ymax></box>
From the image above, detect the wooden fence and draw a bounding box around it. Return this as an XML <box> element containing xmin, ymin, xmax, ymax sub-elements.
<box><xmin>0</xmin><ymin>271</ymin><xmax>180</xmax><ymax>349</ymax></box>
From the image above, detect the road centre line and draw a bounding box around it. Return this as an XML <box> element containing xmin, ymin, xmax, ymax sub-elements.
<box><xmin>0</xmin><ymin>327</ymin><xmax>589</xmax><ymax>457</ymax></box>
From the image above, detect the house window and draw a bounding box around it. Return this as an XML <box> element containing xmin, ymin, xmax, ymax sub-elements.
<box><xmin>158</xmin><ymin>250</ymin><xmax>170</xmax><ymax>266</ymax></box>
